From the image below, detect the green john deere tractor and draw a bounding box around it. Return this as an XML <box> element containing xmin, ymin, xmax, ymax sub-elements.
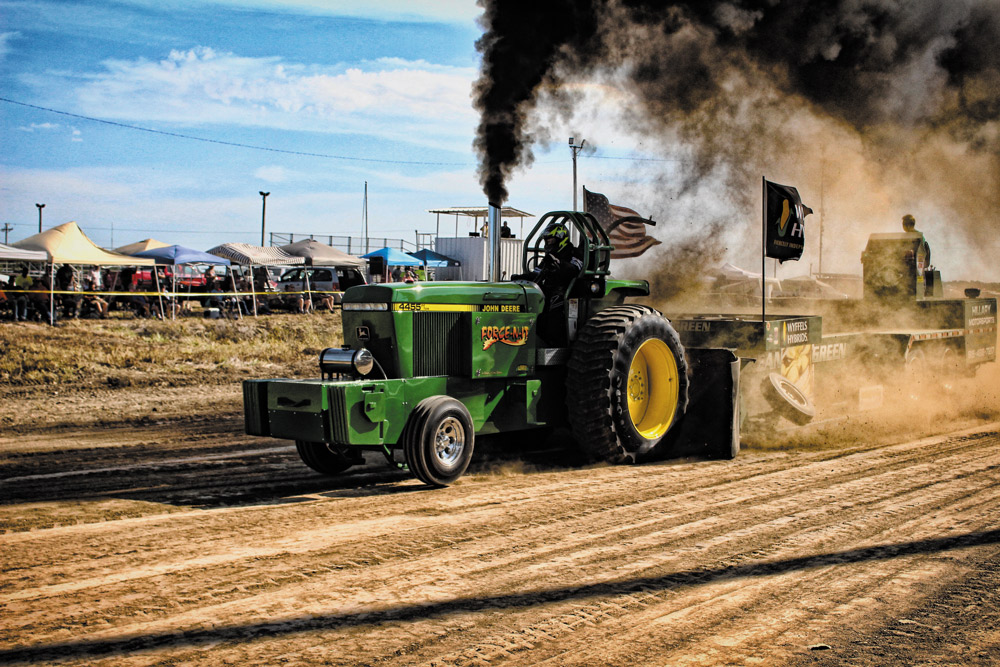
<box><xmin>243</xmin><ymin>210</ymin><xmax>740</xmax><ymax>486</ymax></box>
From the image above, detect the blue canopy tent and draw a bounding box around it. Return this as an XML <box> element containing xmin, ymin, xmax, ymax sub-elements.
<box><xmin>133</xmin><ymin>244</ymin><xmax>232</xmax><ymax>267</ymax></box>
<box><xmin>361</xmin><ymin>247</ymin><xmax>423</xmax><ymax>283</ymax></box>
<box><xmin>408</xmin><ymin>248</ymin><xmax>460</xmax><ymax>268</ymax></box>
<box><xmin>132</xmin><ymin>244</ymin><xmax>233</xmax><ymax>318</ymax></box>
<box><xmin>361</xmin><ymin>247</ymin><xmax>423</xmax><ymax>266</ymax></box>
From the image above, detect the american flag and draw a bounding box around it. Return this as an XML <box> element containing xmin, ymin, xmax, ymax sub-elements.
<box><xmin>583</xmin><ymin>187</ymin><xmax>661</xmax><ymax>259</ymax></box>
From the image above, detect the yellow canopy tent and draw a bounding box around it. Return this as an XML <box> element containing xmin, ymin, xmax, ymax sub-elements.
<box><xmin>14</xmin><ymin>222</ymin><xmax>156</xmax><ymax>266</ymax></box>
<box><xmin>13</xmin><ymin>222</ymin><xmax>156</xmax><ymax>324</ymax></box>
<box><xmin>114</xmin><ymin>238</ymin><xmax>170</xmax><ymax>256</ymax></box>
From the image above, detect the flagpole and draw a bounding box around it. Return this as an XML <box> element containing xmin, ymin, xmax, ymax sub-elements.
<box><xmin>761</xmin><ymin>176</ymin><xmax>766</xmax><ymax>324</ymax></box>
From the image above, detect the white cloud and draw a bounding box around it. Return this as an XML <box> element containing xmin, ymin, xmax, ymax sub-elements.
<box><xmin>17</xmin><ymin>122</ymin><xmax>61</xmax><ymax>132</ymax></box>
<box><xmin>1</xmin><ymin>166</ymin><xmax>162</xmax><ymax>200</ymax></box>
<box><xmin>254</xmin><ymin>165</ymin><xmax>289</xmax><ymax>182</ymax></box>
<box><xmin>283</xmin><ymin>0</ymin><xmax>482</xmax><ymax>23</ymax></box>
<box><xmin>52</xmin><ymin>47</ymin><xmax>478</xmax><ymax>152</ymax></box>
<box><xmin>0</xmin><ymin>31</ymin><xmax>19</xmax><ymax>60</ymax></box>
<box><xmin>14</xmin><ymin>122</ymin><xmax>85</xmax><ymax>143</ymax></box>
<box><xmin>120</xmin><ymin>0</ymin><xmax>481</xmax><ymax>24</ymax></box>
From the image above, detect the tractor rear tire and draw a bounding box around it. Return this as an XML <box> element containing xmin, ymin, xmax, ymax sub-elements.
<box><xmin>403</xmin><ymin>396</ymin><xmax>475</xmax><ymax>487</ymax></box>
<box><xmin>295</xmin><ymin>441</ymin><xmax>362</xmax><ymax>476</ymax></box>
<box><xmin>566</xmin><ymin>305</ymin><xmax>689</xmax><ymax>463</ymax></box>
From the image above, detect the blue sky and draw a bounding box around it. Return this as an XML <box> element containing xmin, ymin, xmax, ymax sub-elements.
<box><xmin>1</xmin><ymin>0</ymin><xmax>606</xmax><ymax>252</ymax></box>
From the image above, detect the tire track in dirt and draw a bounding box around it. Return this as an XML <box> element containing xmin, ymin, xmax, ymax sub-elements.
<box><xmin>477</xmin><ymin>467</ymin><xmax>1000</xmax><ymax>666</ymax></box>
<box><xmin>786</xmin><ymin>550</ymin><xmax>1000</xmax><ymax>666</ymax></box>
<box><xmin>4</xmin><ymin>428</ymin><xmax>989</xmax><ymax>599</ymax></box>
<box><xmin>3</xmin><ymin>430</ymin><xmax>996</xmax><ymax>604</ymax></box>
<box><xmin>2</xmin><ymin>446</ymin><xmax>294</xmax><ymax>484</ymax></box>
<box><xmin>266</xmin><ymin>443</ymin><xmax>1000</xmax><ymax>666</ymax></box>
<box><xmin>0</xmin><ymin>430</ymin><xmax>413</xmax><ymax>533</ymax></box>
<box><xmin>2</xmin><ymin>425</ymin><xmax>998</xmax><ymax>665</ymax></box>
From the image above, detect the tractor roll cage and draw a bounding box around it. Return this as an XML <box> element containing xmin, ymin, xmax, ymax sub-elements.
<box><xmin>520</xmin><ymin>211</ymin><xmax>614</xmax><ymax>297</ymax></box>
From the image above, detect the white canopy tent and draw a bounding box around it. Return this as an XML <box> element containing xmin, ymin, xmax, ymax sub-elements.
<box><xmin>206</xmin><ymin>243</ymin><xmax>305</xmax><ymax>317</ymax></box>
<box><xmin>0</xmin><ymin>243</ymin><xmax>48</xmax><ymax>262</ymax></box>
<box><xmin>207</xmin><ymin>243</ymin><xmax>305</xmax><ymax>266</ymax></box>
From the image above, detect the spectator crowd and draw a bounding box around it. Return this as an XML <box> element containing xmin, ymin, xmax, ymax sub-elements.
<box><xmin>1</xmin><ymin>262</ymin><xmax>414</xmax><ymax>323</ymax></box>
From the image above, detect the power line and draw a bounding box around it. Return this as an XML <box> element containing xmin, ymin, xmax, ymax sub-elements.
<box><xmin>0</xmin><ymin>97</ymin><xmax>471</xmax><ymax>166</ymax></box>
<box><xmin>3</xmin><ymin>97</ymin><xmax>698</xmax><ymax>166</ymax></box>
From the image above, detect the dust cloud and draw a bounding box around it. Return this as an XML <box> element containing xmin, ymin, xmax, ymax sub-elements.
<box><xmin>473</xmin><ymin>2</ymin><xmax>1000</xmax><ymax>440</ymax></box>
<box><xmin>474</xmin><ymin>0</ymin><xmax>1000</xmax><ymax>282</ymax></box>
<box><xmin>745</xmin><ymin>359</ymin><xmax>1000</xmax><ymax>452</ymax></box>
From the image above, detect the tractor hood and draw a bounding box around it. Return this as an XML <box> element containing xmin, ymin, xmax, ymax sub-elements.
<box><xmin>341</xmin><ymin>281</ymin><xmax>545</xmax><ymax>380</ymax></box>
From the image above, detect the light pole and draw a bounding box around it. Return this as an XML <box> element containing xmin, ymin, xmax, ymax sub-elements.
<box><xmin>569</xmin><ymin>137</ymin><xmax>586</xmax><ymax>211</ymax></box>
<box><xmin>259</xmin><ymin>191</ymin><xmax>270</xmax><ymax>246</ymax></box>
<box><xmin>36</xmin><ymin>203</ymin><xmax>45</xmax><ymax>233</ymax></box>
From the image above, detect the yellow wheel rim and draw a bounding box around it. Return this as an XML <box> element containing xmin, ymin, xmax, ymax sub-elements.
<box><xmin>626</xmin><ymin>338</ymin><xmax>679</xmax><ymax>439</ymax></box>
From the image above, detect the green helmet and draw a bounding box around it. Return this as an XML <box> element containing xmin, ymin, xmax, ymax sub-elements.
<box><xmin>542</xmin><ymin>222</ymin><xmax>570</xmax><ymax>251</ymax></box>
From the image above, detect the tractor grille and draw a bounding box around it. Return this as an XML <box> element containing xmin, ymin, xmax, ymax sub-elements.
<box><xmin>413</xmin><ymin>312</ymin><xmax>470</xmax><ymax>376</ymax></box>
<box><xmin>327</xmin><ymin>386</ymin><xmax>350</xmax><ymax>444</ymax></box>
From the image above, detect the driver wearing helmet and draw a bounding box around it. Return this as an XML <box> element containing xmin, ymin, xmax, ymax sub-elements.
<box><xmin>512</xmin><ymin>221</ymin><xmax>586</xmax><ymax>344</ymax></box>
<box><xmin>514</xmin><ymin>222</ymin><xmax>584</xmax><ymax>303</ymax></box>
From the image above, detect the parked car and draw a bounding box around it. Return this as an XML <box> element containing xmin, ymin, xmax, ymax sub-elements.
<box><xmin>135</xmin><ymin>265</ymin><xmax>207</xmax><ymax>289</ymax></box>
<box><xmin>277</xmin><ymin>266</ymin><xmax>367</xmax><ymax>303</ymax></box>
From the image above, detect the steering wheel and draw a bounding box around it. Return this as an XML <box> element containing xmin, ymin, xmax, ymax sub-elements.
<box><xmin>523</xmin><ymin>249</ymin><xmax>552</xmax><ymax>273</ymax></box>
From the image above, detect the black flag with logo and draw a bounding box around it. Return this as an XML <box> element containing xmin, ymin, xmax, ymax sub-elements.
<box><xmin>764</xmin><ymin>179</ymin><xmax>812</xmax><ymax>263</ymax></box>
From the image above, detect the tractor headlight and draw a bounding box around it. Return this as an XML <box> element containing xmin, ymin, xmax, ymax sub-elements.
<box><xmin>343</xmin><ymin>302</ymin><xmax>388</xmax><ymax>311</ymax></box>
<box><xmin>319</xmin><ymin>347</ymin><xmax>375</xmax><ymax>377</ymax></box>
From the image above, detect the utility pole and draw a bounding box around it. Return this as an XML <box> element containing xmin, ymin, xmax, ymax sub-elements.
<box><xmin>259</xmin><ymin>191</ymin><xmax>270</xmax><ymax>246</ymax></box>
<box><xmin>35</xmin><ymin>203</ymin><xmax>45</xmax><ymax>233</ymax></box>
<box><xmin>569</xmin><ymin>137</ymin><xmax>586</xmax><ymax>211</ymax></box>
<box><xmin>1</xmin><ymin>223</ymin><xmax>11</xmax><ymax>244</ymax></box>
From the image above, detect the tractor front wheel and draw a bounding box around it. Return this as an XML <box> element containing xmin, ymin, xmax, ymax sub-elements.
<box><xmin>567</xmin><ymin>305</ymin><xmax>689</xmax><ymax>463</ymax></box>
<box><xmin>403</xmin><ymin>396</ymin><xmax>475</xmax><ymax>487</ymax></box>
<box><xmin>295</xmin><ymin>441</ymin><xmax>362</xmax><ymax>476</ymax></box>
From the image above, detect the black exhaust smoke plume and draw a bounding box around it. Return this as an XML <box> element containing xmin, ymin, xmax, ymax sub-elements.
<box><xmin>473</xmin><ymin>0</ymin><xmax>603</xmax><ymax>204</ymax></box>
<box><xmin>474</xmin><ymin>0</ymin><xmax>1000</xmax><ymax>271</ymax></box>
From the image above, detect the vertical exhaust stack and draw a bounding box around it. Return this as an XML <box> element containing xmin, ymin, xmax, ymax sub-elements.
<box><xmin>487</xmin><ymin>201</ymin><xmax>502</xmax><ymax>282</ymax></box>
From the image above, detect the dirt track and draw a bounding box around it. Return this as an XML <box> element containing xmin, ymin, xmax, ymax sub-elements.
<box><xmin>2</xmin><ymin>399</ymin><xmax>1000</xmax><ymax>666</ymax></box>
